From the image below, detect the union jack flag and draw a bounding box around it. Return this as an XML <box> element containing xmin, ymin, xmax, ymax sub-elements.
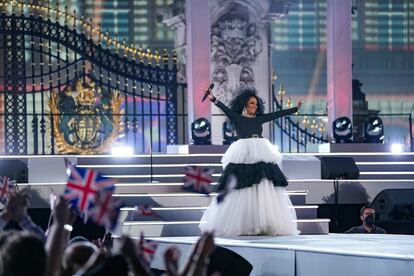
<box><xmin>64</xmin><ymin>164</ymin><xmax>116</xmax><ymax>214</ymax></box>
<box><xmin>139</xmin><ymin>232</ymin><xmax>158</xmax><ymax>265</ymax></box>
<box><xmin>0</xmin><ymin>176</ymin><xmax>16</xmax><ymax>204</ymax></box>
<box><xmin>183</xmin><ymin>166</ymin><xmax>213</xmax><ymax>194</ymax></box>
<box><xmin>136</xmin><ymin>204</ymin><xmax>157</xmax><ymax>216</ymax></box>
<box><xmin>89</xmin><ymin>190</ymin><xmax>124</xmax><ymax>230</ymax></box>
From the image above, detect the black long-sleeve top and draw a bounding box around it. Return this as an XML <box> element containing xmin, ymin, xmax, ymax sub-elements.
<box><xmin>215</xmin><ymin>100</ymin><xmax>298</xmax><ymax>139</ymax></box>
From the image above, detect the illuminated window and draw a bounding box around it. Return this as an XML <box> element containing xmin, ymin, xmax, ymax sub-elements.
<box><xmin>271</xmin><ymin>0</ymin><xmax>413</xmax><ymax>51</ymax></box>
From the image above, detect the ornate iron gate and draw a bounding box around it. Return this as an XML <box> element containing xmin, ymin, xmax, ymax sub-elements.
<box><xmin>0</xmin><ymin>2</ymin><xmax>185</xmax><ymax>155</ymax></box>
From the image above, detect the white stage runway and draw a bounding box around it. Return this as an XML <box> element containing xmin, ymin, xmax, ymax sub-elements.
<box><xmin>149</xmin><ymin>234</ymin><xmax>414</xmax><ymax>276</ymax></box>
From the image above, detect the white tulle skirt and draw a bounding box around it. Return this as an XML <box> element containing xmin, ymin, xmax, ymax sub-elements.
<box><xmin>199</xmin><ymin>138</ymin><xmax>299</xmax><ymax>237</ymax></box>
<box><xmin>221</xmin><ymin>138</ymin><xmax>283</xmax><ymax>168</ymax></box>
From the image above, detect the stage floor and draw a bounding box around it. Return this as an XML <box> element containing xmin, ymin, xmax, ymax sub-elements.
<box><xmin>149</xmin><ymin>234</ymin><xmax>414</xmax><ymax>276</ymax></box>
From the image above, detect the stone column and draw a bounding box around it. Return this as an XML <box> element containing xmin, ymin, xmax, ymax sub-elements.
<box><xmin>326</xmin><ymin>0</ymin><xmax>353</xmax><ymax>138</ymax></box>
<box><xmin>157</xmin><ymin>1</ymin><xmax>187</xmax><ymax>84</ymax></box>
<box><xmin>185</xmin><ymin>0</ymin><xmax>212</xmax><ymax>140</ymax></box>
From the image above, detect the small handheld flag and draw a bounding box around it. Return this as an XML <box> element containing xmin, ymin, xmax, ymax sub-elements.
<box><xmin>183</xmin><ymin>166</ymin><xmax>213</xmax><ymax>194</ymax></box>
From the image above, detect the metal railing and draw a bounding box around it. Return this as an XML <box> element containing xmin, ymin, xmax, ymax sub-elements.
<box><xmin>271</xmin><ymin>84</ymin><xmax>413</xmax><ymax>152</ymax></box>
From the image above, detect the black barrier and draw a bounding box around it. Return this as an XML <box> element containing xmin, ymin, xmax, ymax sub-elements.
<box><xmin>320</xmin><ymin>157</ymin><xmax>360</xmax><ymax>180</ymax></box>
<box><xmin>319</xmin><ymin>156</ymin><xmax>359</xmax><ymax>228</ymax></box>
<box><xmin>207</xmin><ymin>246</ymin><xmax>253</xmax><ymax>276</ymax></box>
<box><xmin>0</xmin><ymin>160</ymin><xmax>28</xmax><ymax>183</ymax></box>
<box><xmin>372</xmin><ymin>189</ymin><xmax>414</xmax><ymax>221</ymax></box>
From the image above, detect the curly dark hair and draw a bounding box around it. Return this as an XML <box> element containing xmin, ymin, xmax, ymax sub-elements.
<box><xmin>230</xmin><ymin>87</ymin><xmax>265</xmax><ymax>115</ymax></box>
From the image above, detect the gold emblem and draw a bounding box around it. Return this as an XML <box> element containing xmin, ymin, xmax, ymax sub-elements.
<box><xmin>49</xmin><ymin>79</ymin><xmax>124</xmax><ymax>154</ymax></box>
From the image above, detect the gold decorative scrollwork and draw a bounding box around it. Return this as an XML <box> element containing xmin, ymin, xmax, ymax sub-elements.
<box><xmin>49</xmin><ymin>80</ymin><xmax>124</xmax><ymax>154</ymax></box>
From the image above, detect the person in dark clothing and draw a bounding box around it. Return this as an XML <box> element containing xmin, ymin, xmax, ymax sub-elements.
<box><xmin>199</xmin><ymin>86</ymin><xmax>303</xmax><ymax>236</ymax></box>
<box><xmin>345</xmin><ymin>204</ymin><xmax>386</xmax><ymax>234</ymax></box>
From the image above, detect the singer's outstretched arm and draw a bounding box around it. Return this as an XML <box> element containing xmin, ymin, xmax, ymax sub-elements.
<box><xmin>208</xmin><ymin>95</ymin><xmax>239</xmax><ymax>122</ymax></box>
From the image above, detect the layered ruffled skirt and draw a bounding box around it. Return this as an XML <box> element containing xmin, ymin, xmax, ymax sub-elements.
<box><xmin>199</xmin><ymin>138</ymin><xmax>299</xmax><ymax>236</ymax></box>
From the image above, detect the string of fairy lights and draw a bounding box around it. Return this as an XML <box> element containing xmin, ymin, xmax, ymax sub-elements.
<box><xmin>0</xmin><ymin>0</ymin><xmax>176</xmax><ymax>66</ymax></box>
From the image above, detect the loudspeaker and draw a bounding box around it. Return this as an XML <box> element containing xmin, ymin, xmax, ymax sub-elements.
<box><xmin>208</xmin><ymin>246</ymin><xmax>252</xmax><ymax>276</ymax></box>
<box><xmin>319</xmin><ymin>157</ymin><xmax>359</xmax><ymax>179</ymax></box>
<box><xmin>0</xmin><ymin>160</ymin><xmax>28</xmax><ymax>183</ymax></box>
<box><xmin>372</xmin><ymin>189</ymin><xmax>414</xmax><ymax>221</ymax></box>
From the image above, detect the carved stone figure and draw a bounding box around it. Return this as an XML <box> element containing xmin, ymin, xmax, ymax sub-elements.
<box><xmin>211</xmin><ymin>2</ymin><xmax>263</xmax><ymax>104</ymax></box>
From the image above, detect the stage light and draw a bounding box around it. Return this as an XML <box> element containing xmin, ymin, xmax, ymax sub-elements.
<box><xmin>364</xmin><ymin>116</ymin><xmax>384</xmax><ymax>143</ymax></box>
<box><xmin>223</xmin><ymin>121</ymin><xmax>238</xmax><ymax>145</ymax></box>
<box><xmin>391</xmin><ymin>143</ymin><xmax>403</xmax><ymax>154</ymax></box>
<box><xmin>192</xmin><ymin>118</ymin><xmax>211</xmax><ymax>145</ymax></box>
<box><xmin>111</xmin><ymin>145</ymin><xmax>134</xmax><ymax>156</ymax></box>
<box><xmin>332</xmin><ymin>116</ymin><xmax>353</xmax><ymax>143</ymax></box>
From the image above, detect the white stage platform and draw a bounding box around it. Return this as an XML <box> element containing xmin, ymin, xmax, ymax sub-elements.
<box><xmin>149</xmin><ymin>234</ymin><xmax>414</xmax><ymax>276</ymax></box>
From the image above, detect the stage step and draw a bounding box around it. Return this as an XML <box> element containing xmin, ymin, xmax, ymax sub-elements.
<box><xmin>25</xmin><ymin>178</ymin><xmax>414</xmax><ymax>207</ymax></box>
<box><xmin>77</xmin><ymin>164</ymin><xmax>223</xmax><ymax>175</ymax></box>
<box><xmin>76</xmin><ymin>154</ymin><xmax>223</xmax><ymax>165</ymax></box>
<box><xmin>119</xmin><ymin>205</ymin><xmax>319</xmax><ymax>222</ymax></box>
<box><xmin>119</xmin><ymin>219</ymin><xmax>330</xmax><ymax>236</ymax></box>
<box><xmin>22</xmin><ymin>183</ymin><xmax>307</xmax><ymax>206</ymax></box>
<box><xmin>76</xmin><ymin>153</ymin><xmax>414</xmax><ymax>181</ymax></box>
<box><xmin>101</xmin><ymin>174</ymin><xmax>221</xmax><ymax>183</ymax></box>
<box><xmin>359</xmin><ymin>171</ymin><xmax>414</xmax><ymax>179</ymax></box>
<box><xmin>112</xmin><ymin>191</ymin><xmax>307</xmax><ymax>207</ymax></box>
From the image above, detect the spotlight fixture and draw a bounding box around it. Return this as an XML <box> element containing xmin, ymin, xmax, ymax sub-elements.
<box><xmin>364</xmin><ymin>116</ymin><xmax>384</xmax><ymax>143</ymax></box>
<box><xmin>223</xmin><ymin>121</ymin><xmax>238</xmax><ymax>145</ymax></box>
<box><xmin>332</xmin><ymin>116</ymin><xmax>353</xmax><ymax>143</ymax></box>
<box><xmin>191</xmin><ymin>118</ymin><xmax>211</xmax><ymax>145</ymax></box>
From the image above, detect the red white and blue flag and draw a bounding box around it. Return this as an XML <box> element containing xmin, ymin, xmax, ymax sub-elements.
<box><xmin>0</xmin><ymin>176</ymin><xmax>16</xmax><ymax>204</ymax></box>
<box><xmin>183</xmin><ymin>166</ymin><xmax>213</xmax><ymax>194</ymax></box>
<box><xmin>64</xmin><ymin>164</ymin><xmax>116</xmax><ymax>214</ymax></box>
<box><xmin>139</xmin><ymin>232</ymin><xmax>158</xmax><ymax>265</ymax></box>
<box><xmin>136</xmin><ymin>204</ymin><xmax>157</xmax><ymax>216</ymax></box>
<box><xmin>89</xmin><ymin>190</ymin><xmax>124</xmax><ymax>230</ymax></box>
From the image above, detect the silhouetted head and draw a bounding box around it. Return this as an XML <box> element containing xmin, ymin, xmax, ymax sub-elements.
<box><xmin>0</xmin><ymin>231</ymin><xmax>46</xmax><ymax>276</ymax></box>
<box><xmin>62</xmin><ymin>241</ymin><xmax>100</xmax><ymax>273</ymax></box>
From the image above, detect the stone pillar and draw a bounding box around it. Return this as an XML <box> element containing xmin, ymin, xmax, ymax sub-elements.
<box><xmin>327</xmin><ymin>0</ymin><xmax>353</xmax><ymax>138</ymax></box>
<box><xmin>157</xmin><ymin>1</ymin><xmax>187</xmax><ymax>83</ymax></box>
<box><xmin>185</xmin><ymin>0</ymin><xmax>212</xmax><ymax>140</ymax></box>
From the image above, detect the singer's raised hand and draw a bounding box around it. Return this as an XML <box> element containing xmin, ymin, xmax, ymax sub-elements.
<box><xmin>296</xmin><ymin>98</ymin><xmax>303</xmax><ymax>110</ymax></box>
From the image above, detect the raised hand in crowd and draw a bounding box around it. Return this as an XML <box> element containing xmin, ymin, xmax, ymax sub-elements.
<box><xmin>119</xmin><ymin>235</ymin><xmax>152</xmax><ymax>276</ymax></box>
<box><xmin>0</xmin><ymin>189</ymin><xmax>46</xmax><ymax>240</ymax></box>
<box><xmin>164</xmin><ymin>246</ymin><xmax>181</xmax><ymax>276</ymax></box>
<box><xmin>181</xmin><ymin>232</ymin><xmax>215</xmax><ymax>276</ymax></box>
<box><xmin>92</xmin><ymin>231</ymin><xmax>113</xmax><ymax>256</ymax></box>
<box><xmin>7</xmin><ymin>189</ymin><xmax>30</xmax><ymax>221</ymax></box>
<box><xmin>0</xmin><ymin>189</ymin><xmax>30</xmax><ymax>223</ymax></box>
<box><xmin>53</xmin><ymin>195</ymin><xmax>77</xmax><ymax>227</ymax></box>
<box><xmin>45</xmin><ymin>196</ymin><xmax>77</xmax><ymax>276</ymax></box>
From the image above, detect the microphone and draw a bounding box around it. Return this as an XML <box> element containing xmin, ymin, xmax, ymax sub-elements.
<box><xmin>201</xmin><ymin>83</ymin><xmax>214</xmax><ymax>102</ymax></box>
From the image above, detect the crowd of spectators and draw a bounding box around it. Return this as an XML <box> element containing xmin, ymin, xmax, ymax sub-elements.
<box><xmin>0</xmin><ymin>190</ymin><xmax>216</xmax><ymax>276</ymax></box>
